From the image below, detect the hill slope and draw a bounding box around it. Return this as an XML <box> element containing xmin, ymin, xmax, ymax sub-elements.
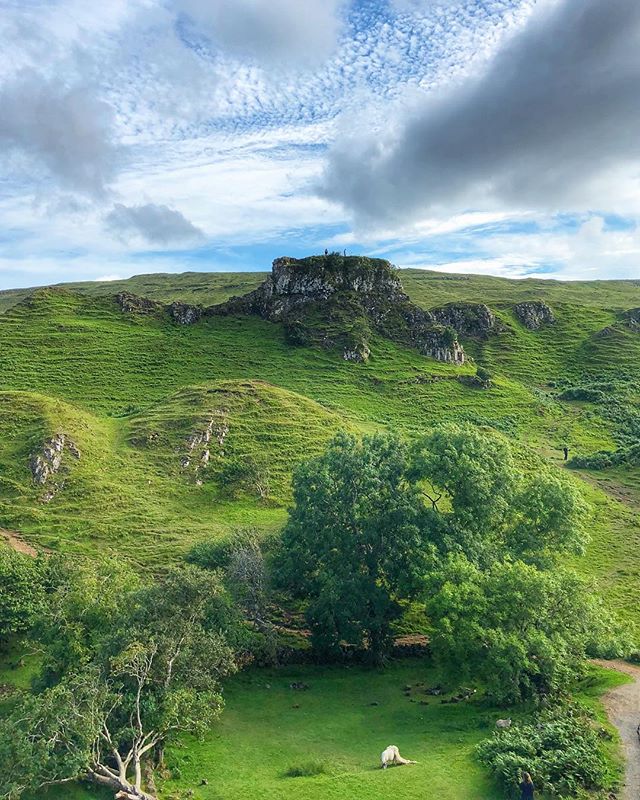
<box><xmin>0</xmin><ymin>258</ymin><xmax>639</xmax><ymax>623</ymax></box>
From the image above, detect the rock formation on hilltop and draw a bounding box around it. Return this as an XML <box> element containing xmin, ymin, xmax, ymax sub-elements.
<box><xmin>513</xmin><ymin>301</ymin><xmax>555</xmax><ymax>330</ymax></box>
<box><xmin>213</xmin><ymin>254</ymin><xmax>465</xmax><ymax>364</ymax></box>
<box><xmin>113</xmin><ymin>254</ymin><xmax>471</xmax><ymax>364</ymax></box>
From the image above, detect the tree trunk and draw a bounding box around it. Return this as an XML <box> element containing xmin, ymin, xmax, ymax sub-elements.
<box><xmin>87</xmin><ymin>768</ymin><xmax>158</xmax><ymax>800</ymax></box>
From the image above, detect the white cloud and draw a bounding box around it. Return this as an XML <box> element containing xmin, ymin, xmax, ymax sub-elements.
<box><xmin>0</xmin><ymin>70</ymin><xmax>119</xmax><ymax>199</ymax></box>
<box><xmin>319</xmin><ymin>0</ymin><xmax>640</xmax><ymax>223</ymax></box>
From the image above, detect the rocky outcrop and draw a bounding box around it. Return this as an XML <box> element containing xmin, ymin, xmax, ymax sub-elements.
<box><xmin>181</xmin><ymin>413</ymin><xmax>229</xmax><ymax>484</ymax></box>
<box><xmin>431</xmin><ymin>303</ymin><xmax>498</xmax><ymax>339</ymax></box>
<box><xmin>116</xmin><ymin>292</ymin><xmax>162</xmax><ymax>315</ymax></box>
<box><xmin>30</xmin><ymin>433</ymin><xmax>80</xmax><ymax>502</ymax></box>
<box><xmin>169</xmin><ymin>302</ymin><xmax>203</xmax><ymax>325</ymax></box>
<box><xmin>213</xmin><ymin>254</ymin><xmax>465</xmax><ymax>365</ymax></box>
<box><xmin>622</xmin><ymin>308</ymin><xmax>640</xmax><ymax>331</ymax></box>
<box><xmin>513</xmin><ymin>301</ymin><xmax>555</xmax><ymax>330</ymax></box>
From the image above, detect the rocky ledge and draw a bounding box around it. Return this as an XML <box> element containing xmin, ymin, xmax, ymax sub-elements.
<box><xmin>513</xmin><ymin>301</ymin><xmax>555</xmax><ymax>330</ymax></box>
<box><xmin>30</xmin><ymin>433</ymin><xmax>80</xmax><ymax>502</ymax></box>
<box><xmin>213</xmin><ymin>254</ymin><xmax>465</xmax><ymax>364</ymax></box>
<box><xmin>622</xmin><ymin>308</ymin><xmax>640</xmax><ymax>331</ymax></box>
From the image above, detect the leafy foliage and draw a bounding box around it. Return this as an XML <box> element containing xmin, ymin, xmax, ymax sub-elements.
<box><xmin>275</xmin><ymin>432</ymin><xmax>429</xmax><ymax>662</ymax></box>
<box><xmin>0</xmin><ymin>548</ymin><xmax>49</xmax><ymax>643</ymax></box>
<box><xmin>0</xmin><ymin>560</ymin><xmax>238</xmax><ymax>799</ymax></box>
<box><xmin>427</xmin><ymin>557</ymin><xmax>624</xmax><ymax>704</ymax></box>
<box><xmin>411</xmin><ymin>423</ymin><xmax>589</xmax><ymax>567</ymax></box>
<box><xmin>476</xmin><ymin>703</ymin><xmax>614</xmax><ymax>797</ymax></box>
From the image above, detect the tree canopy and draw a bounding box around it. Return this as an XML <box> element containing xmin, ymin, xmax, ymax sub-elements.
<box><xmin>276</xmin><ymin>432</ymin><xmax>430</xmax><ymax>662</ymax></box>
<box><xmin>0</xmin><ymin>560</ymin><xmax>238</xmax><ymax>800</ymax></box>
<box><xmin>274</xmin><ymin>424</ymin><xmax>620</xmax><ymax>695</ymax></box>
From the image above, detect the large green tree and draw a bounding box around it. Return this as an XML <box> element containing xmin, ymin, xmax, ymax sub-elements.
<box><xmin>426</xmin><ymin>556</ymin><xmax>623</xmax><ymax>703</ymax></box>
<box><xmin>276</xmin><ymin>432</ymin><xmax>430</xmax><ymax>663</ymax></box>
<box><xmin>0</xmin><ymin>561</ymin><xmax>238</xmax><ymax>800</ymax></box>
<box><xmin>411</xmin><ymin>424</ymin><xmax>589</xmax><ymax>566</ymax></box>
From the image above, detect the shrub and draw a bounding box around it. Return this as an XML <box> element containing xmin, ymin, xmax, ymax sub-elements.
<box><xmin>558</xmin><ymin>387</ymin><xmax>607</xmax><ymax>403</ymax></box>
<box><xmin>284</xmin><ymin>761</ymin><xmax>329</xmax><ymax>778</ymax></box>
<box><xmin>218</xmin><ymin>455</ymin><xmax>270</xmax><ymax>499</ymax></box>
<box><xmin>476</xmin><ymin>703</ymin><xmax>615</xmax><ymax>797</ymax></box>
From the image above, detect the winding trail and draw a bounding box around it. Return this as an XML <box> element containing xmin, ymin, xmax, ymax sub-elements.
<box><xmin>593</xmin><ymin>660</ymin><xmax>640</xmax><ymax>800</ymax></box>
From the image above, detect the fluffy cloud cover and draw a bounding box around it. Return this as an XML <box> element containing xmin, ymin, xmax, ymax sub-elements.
<box><xmin>176</xmin><ymin>0</ymin><xmax>346</xmax><ymax>67</ymax></box>
<box><xmin>106</xmin><ymin>203</ymin><xmax>204</xmax><ymax>245</ymax></box>
<box><xmin>0</xmin><ymin>0</ymin><xmax>638</xmax><ymax>287</ymax></box>
<box><xmin>319</xmin><ymin>0</ymin><xmax>640</xmax><ymax>223</ymax></box>
<box><xmin>0</xmin><ymin>71</ymin><xmax>118</xmax><ymax>199</ymax></box>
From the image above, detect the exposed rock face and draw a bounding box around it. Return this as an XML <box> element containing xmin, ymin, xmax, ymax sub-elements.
<box><xmin>513</xmin><ymin>301</ymin><xmax>555</xmax><ymax>330</ymax></box>
<box><xmin>622</xmin><ymin>308</ymin><xmax>640</xmax><ymax>331</ymax></box>
<box><xmin>169</xmin><ymin>302</ymin><xmax>203</xmax><ymax>325</ymax></box>
<box><xmin>213</xmin><ymin>255</ymin><xmax>465</xmax><ymax>365</ymax></box>
<box><xmin>30</xmin><ymin>433</ymin><xmax>80</xmax><ymax>502</ymax></box>
<box><xmin>431</xmin><ymin>303</ymin><xmax>498</xmax><ymax>339</ymax></box>
<box><xmin>181</xmin><ymin>413</ymin><xmax>229</xmax><ymax>483</ymax></box>
<box><xmin>116</xmin><ymin>292</ymin><xmax>162</xmax><ymax>315</ymax></box>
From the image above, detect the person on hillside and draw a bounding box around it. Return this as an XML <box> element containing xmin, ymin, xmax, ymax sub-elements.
<box><xmin>520</xmin><ymin>771</ymin><xmax>535</xmax><ymax>800</ymax></box>
<box><xmin>563</xmin><ymin>446</ymin><xmax>569</xmax><ymax>461</ymax></box>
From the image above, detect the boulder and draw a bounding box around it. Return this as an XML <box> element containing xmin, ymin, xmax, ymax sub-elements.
<box><xmin>431</xmin><ymin>302</ymin><xmax>498</xmax><ymax>339</ymax></box>
<box><xmin>169</xmin><ymin>302</ymin><xmax>203</xmax><ymax>325</ymax></box>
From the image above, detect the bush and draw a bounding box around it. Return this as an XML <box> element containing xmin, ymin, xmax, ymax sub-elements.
<box><xmin>284</xmin><ymin>761</ymin><xmax>329</xmax><ymax>778</ymax></box>
<box><xmin>558</xmin><ymin>387</ymin><xmax>607</xmax><ymax>403</ymax></box>
<box><xmin>218</xmin><ymin>455</ymin><xmax>270</xmax><ymax>499</ymax></box>
<box><xmin>476</xmin><ymin>703</ymin><xmax>615</xmax><ymax>797</ymax></box>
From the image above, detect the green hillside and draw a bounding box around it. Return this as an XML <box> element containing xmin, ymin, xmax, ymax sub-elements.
<box><xmin>3</xmin><ymin>261</ymin><xmax>640</xmax><ymax>800</ymax></box>
<box><xmin>1</xmin><ymin>265</ymin><xmax>640</xmax><ymax>620</ymax></box>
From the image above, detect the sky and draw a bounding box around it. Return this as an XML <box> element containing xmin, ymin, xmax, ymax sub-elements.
<box><xmin>0</xmin><ymin>0</ymin><xmax>639</xmax><ymax>288</ymax></box>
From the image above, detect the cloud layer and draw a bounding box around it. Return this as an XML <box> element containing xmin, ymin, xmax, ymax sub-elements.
<box><xmin>106</xmin><ymin>203</ymin><xmax>204</xmax><ymax>245</ymax></box>
<box><xmin>0</xmin><ymin>71</ymin><xmax>118</xmax><ymax>199</ymax></box>
<box><xmin>319</xmin><ymin>0</ymin><xmax>640</xmax><ymax>223</ymax></box>
<box><xmin>177</xmin><ymin>0</ymin><xmax>346</xmax><ymax>67</ymax></box>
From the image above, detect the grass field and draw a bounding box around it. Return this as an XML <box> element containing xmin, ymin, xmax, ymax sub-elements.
<box><xmin>1</xmin><ymin>276</ymin><xmax>639</xmax><ymax>614</ymax></box>
<box><xmin>0</xmin><ymin>658</ymin><xmax>626</xmax><ymax>800</ymax></box>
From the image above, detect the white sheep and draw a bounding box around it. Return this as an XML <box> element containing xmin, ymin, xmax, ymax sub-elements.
<box><xmin>495</xmin><ymin>718</ymin><xmax>512</xmax><ymax>729</ymax></box>
<box><xmin>380</xmin><ymin>745</ymin><xmax>417</xmax><ymax>769</ymax></box>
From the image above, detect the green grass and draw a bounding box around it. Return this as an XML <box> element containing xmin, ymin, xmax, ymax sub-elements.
<box><xmin>0</xmin><ymin>281</ymin><xmax>639</xmax><ymax>615</ymax></box>
<box><xmin>155</xmin><ymin>661</ymin><xmax>627</xmax><ymax>800</ymax></box>
<box><xmin>0</xmin><ymin>652</ymin><xmax>628</xmax><ymax>800</ymax></box>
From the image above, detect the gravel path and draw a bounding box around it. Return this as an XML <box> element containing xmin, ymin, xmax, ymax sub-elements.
<box><xmin>593</xmin><ymin>660</ymin><xmax>640</xmax><ymax>800</ymax></box>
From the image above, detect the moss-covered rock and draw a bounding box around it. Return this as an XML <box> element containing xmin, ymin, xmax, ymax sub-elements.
<box><xmin>513</xmin><ymin>300</ymin><xmax>555</xmax><ymax>330</ymax></box>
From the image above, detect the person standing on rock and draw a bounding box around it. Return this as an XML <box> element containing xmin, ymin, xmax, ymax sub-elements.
<box><xmin>520</xmin><ymin>771</ymin><xmax>535</xmax><ymax>800</ymax></box>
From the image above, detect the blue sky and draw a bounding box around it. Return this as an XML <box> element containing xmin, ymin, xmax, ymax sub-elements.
<box><xmin>0</xmin><ymin>0</ymin><xmax>639</xmax><ymax>288</ymax></box>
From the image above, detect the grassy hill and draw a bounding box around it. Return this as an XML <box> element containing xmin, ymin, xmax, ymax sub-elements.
<box><xmin>1</xmin><ymin>267</ymin><xmax>640</xmax><ymax>620</ymax></box>
<box><xmin>2</xmin><ymin>262</ymin><xmax>640</xmax><ymax>800</ymax></box>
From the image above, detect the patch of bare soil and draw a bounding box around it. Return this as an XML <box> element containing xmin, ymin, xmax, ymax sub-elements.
<box><xmin>0</xmin><ymin>527</ymin><xmax>38</xmax><ymax>556</ymax></box>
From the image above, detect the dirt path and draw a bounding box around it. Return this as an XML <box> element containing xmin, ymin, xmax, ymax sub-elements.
<box><xmin>0</xmin><ymin>527</ymin><xmax>38</xmax><ymax>556</ymax></box>
<box><xmin>593</xmin><ymin>659</ymin><xmax>640</xmax><ymax>800</ymax></box>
